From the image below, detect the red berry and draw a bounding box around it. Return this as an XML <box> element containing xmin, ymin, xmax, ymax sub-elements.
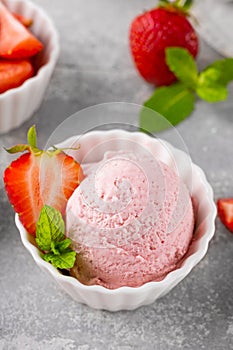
<box><xmin>129</xmin><ymin>7</ymin><xmax>199</xmax><ymax>86</ymax></box>
<box><xmin>217</xmin><ymin>198</ymin><xmax>233</xmax><ymax>233</ymax></box>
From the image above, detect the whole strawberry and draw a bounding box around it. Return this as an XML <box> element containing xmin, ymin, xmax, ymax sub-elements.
<box><xmin>129</xmin><ymin>0</ymin><xmax>199</xmax><ymax>86</ymax></box>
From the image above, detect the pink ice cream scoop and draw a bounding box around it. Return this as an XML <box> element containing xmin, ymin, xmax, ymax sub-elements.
<box><xmin>66</xmin><ymin>151</ymin><xmax>194</xmax><ymax>289</ymax></box>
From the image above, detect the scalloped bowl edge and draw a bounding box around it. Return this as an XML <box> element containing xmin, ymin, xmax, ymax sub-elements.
<box><xmin>16</xmin><ymin>130</ymin><xmax>217</xmax><ymax>311</ymax></box>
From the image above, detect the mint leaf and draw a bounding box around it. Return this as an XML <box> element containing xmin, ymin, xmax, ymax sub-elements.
<box><xmin>196</xmin><ymin>83</ymin><xmax>228</xmax><ymax>103</ymax></box>
<box><xmin>51</xmin><ymin>241</ymin><xmax>60</xmax><ymax>255</ymax></box>
<box><xmin>199</xmin><ymin>67</ymin><xmax>221</xmax><ymax>84</ymax></box>
<box><xmin>166</xmin><ymin>47</ymin><xmax>198</xmax><ymax>89</ymax></box>
<box><xmin>140</xmin><ymin>83</ymin><xmax>195</xmax><ymax>132</ymax></box>
<box><xmin>207</xmin><ymin>58</ymin><xmax>233</xmax><ymax>86</ymax></box>
<box><xmin>197</xmin><ymin>70</ymin><xmax>228</xmax><ymax>102</ymax></box>
<box><xmin>43</xmin><ymin>250</ymin><xmax>76</xmax><ymax>269</ymax></box>
<box><xmin>56</xmin><ymin>238</ymin><xmax>72</xmax><ymax>252</ymax></box>
<box><xmin>51</xmin><ymin>239</ymin><xmax>72</xmax><ymax>255</ymax></box>
<box><xmin>35</xmin><ymin>205</ymin><xmax>76</xmax><ymax>270</ymax></box>
<box><xmin>36</xmin><ymin>205</ymin><xmax>65</xmax><ymax>251</ymax></box>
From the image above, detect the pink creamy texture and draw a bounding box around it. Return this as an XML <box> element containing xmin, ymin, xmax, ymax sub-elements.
<box><xmin>66</xmin><ymin>151</ymin><xmax>194</xmax><ymax>289</ymax></box>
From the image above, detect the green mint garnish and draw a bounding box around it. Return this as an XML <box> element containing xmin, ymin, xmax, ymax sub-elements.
<box><xmin>43</xmin><ymin>251</ymin><xmax>76</xmax><ymax>270</ymax></box>
<box><xmin>50</xmin><ymin>239</ymin><xmax>73</xmax><ymax>255</ymax></box>
<box><xmin>36</xmin><ymin>205</ymin><xmax>65</xmax><ymax>251</ymax></box>
<box><xmin>196</xmin><ymin>69</ymin><xmax>228</xmax><ymax>103</ymax></box>
<box><xmin>36</xmin><ymin>205</ymin><xmax>76</xmax><ymax>269</ymax></box>
<box><xmin>208</xmin><ymin>58</ymin><xmax>233</xmax><ymax>86</ymax></box>
<box><xmin>141</xmin><ymin>82</ymin><xmax>195</xmax><ymax>132</ymax></box>
<box><xmin>166</xmin><ymin>47</ymin><xmax>198</xmax><ymax>89</ymax></box>
<box><xmin>140</xmin><ymin>48</ymin><xmax>233</xmax><ymax>132</ymax></box>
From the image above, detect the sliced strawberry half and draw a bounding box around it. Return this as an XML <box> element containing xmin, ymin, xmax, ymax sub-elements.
<box><xmin>217</xmin><ymin>198</ymin><xmax>233</xmax><ymax>233</ymax></box>
<box><xmin>0</xmin><ymin>60</ymin><xmax>34</xmax><ymax>94</ymax></box>
<box><xmin>4</xmin><ymin>126</ymin><xmax>84</xmax><ymax>236</ymax></box>
<box><xmin>0</xmin><ymin>2</ymin><xmax>43</xmax><ymax>59</ymax></box>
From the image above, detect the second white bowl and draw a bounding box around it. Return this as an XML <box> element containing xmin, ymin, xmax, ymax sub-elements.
<box><xmin>0</xmin><ymin>0</ymin><xmax>59</xmax><ymax>133</ymax></box>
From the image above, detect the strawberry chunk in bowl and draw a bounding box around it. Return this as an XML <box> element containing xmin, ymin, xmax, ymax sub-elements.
<box><xmin>0</xmin><ymin>0</ymin><xmax>59</xmax><ymax>133</ymax></box>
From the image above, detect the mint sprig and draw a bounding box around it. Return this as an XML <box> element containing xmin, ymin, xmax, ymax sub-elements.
<box><xmin>36</xmin><ymin>205</ymin><xmax>76</xmax><ymax>269</ymax></box>
<box><xmin>140</xmin><ymin>48</ymin><xmax>233</xmax><ymax>132</ymax></box>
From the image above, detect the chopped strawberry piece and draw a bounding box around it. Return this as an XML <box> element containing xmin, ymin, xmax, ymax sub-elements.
<box><xmin>217</xmin><ymin>198</ymin><xmax>233</xmax><ymax>233</ymax></box>
<box><xmin>0</xmin><ymin>60</ymin><xmax>34</xmax><ymax>93</ymax></box>
<box><xmin>0</xmin><ymin>2</ymin><xmax>43</xmax><ymax>59</ymax></box>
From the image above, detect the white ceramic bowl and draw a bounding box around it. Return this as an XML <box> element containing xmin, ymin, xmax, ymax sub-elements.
<box><xmin>0</xmin><ymin>0</ymin><xmax>59</xmax><ymax>133</ymax></box>
<box><xmin>16</xmin><ymin>130</ymin><xmax>216</xmax><ymax>311</ymax></box>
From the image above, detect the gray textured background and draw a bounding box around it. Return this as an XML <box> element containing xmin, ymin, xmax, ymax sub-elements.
<box><xmin>1</xmin><ymin>1</ymin><xmax>233</xmax><ymax>349</ymax></box>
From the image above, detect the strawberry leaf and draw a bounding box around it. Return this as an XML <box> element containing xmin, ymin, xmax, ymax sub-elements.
<box><xmin>5</xmin><ymin>126</ymin><xmax>39</xmax><ymax>155</ymax></box>
<box><xmin>4</xmin><ymin>144</ymin><xmax>30</xmax><ymax>154</ymax></box>
<box><xmin>159</xmin><ymin>0</ymin><xmax>170</xmax><ymax>5</ymax></box>
<box><xmin>43</xmin><ymin>250</ymin><xmax>76</xmax><ymax>269</ymax></box>
<box><xmin>159</xmin><ymin>0</ymin><xmax>193</xmax><ymax>11</ymax></box>
<box><xmin>166</xmin><ymin>47</ymin><xmax>198</xmax><ymax>89</ymax></box>
<box><xmin>36</xmin><ymin>205</ymin><xmax>65</xmax><ymax>251</ymax></box>
<box><xmin>140</xmin><ymin>82</ymin><xmax>195</xmax><ymax>132</ymax></box>
<box><xmin>27</xmin><ymin>125</ymin><xmax>37</xmax><ymax>148</ymax></box>
<box><xmin>177</xmin><ymin>0</ymin><xmax>193</xmax><ymax>11</ymax></box>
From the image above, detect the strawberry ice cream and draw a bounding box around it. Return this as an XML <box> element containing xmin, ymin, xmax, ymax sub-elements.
<box><xmin>66</xmin><ymin>150</ymin><xmax>194</xmax><ymax>289</ymax></box>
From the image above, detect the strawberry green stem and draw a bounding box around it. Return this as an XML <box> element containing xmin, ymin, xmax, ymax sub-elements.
<box><xmin>27</xmin><ymin>125</ymin><xmax>37</xmax><ymax>148</ymax></box>
<box><xmin>4</xmin><ymin>125</ymin><xmax>81</xmax><ymax>157</ymax></box>
<box><xmin>159</xmin><ymin>0</ymin><xmax>193</xmax><ymax>13</ymax></box>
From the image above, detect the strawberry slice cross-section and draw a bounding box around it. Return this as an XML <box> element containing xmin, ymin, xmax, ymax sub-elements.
<box><xmin>4</xmin><ymin>126</ymin><xmax>84</xmax><ymax>236</ymax></box>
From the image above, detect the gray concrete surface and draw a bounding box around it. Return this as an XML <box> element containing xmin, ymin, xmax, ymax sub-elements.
<box><xmin>1</xmin><ymin>1</ymin><xmax>233</xmax><ymax>349</ymax></box>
